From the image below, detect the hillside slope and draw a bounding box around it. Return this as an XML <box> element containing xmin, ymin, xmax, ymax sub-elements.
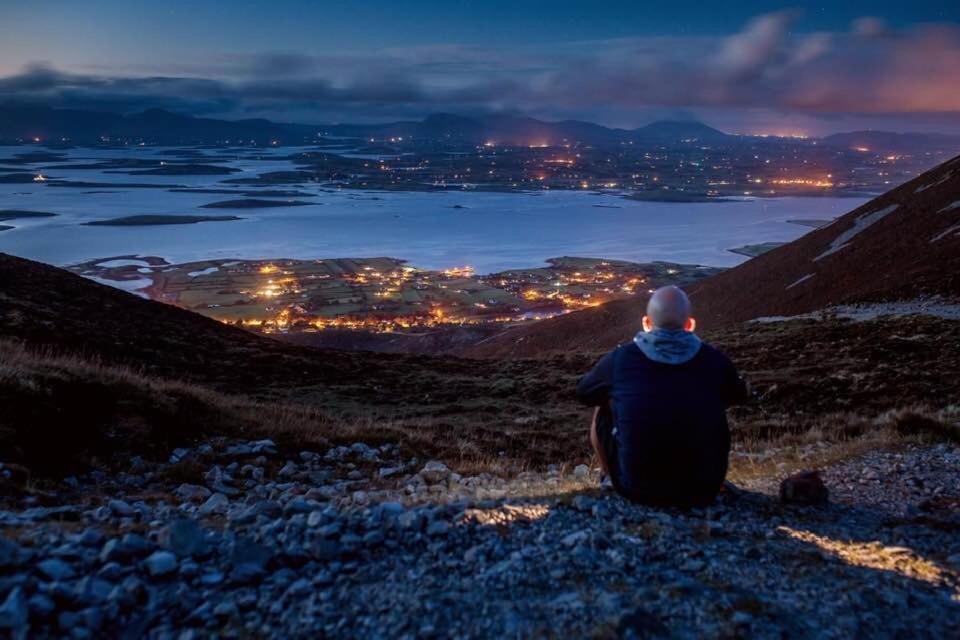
<box><xmin>688</xmin><ymin>154</ymin><xmax>960</xmax><ymax>326</ymax></box>
<box><xmin>466</xmin><ymin>155</ymin><xmax>960</xmax><ymax>357</ymax></box>
<box><xmin>4</xmin><ymin>252</ymin><xmax>959</xmax><ymax>479</ymax></box>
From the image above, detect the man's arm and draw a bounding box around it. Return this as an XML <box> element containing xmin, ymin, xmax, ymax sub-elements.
<box><xmin>721</xmin><ymin>357</ymin><xmax>750</xmax><ymax>407</ymax></box>
<box><xmin>576</xmin><ymin>350</ymin><xmax>615</xmax><ymax>406</ymax></box>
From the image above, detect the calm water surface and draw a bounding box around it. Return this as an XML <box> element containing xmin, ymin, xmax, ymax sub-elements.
<box><xmin>0</xmin><ymin>145</ymin><xmax>869</xmax><ymax>273</ymax></box>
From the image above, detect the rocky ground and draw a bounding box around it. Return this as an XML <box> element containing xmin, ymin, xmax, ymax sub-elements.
<box><xmin>0</xmin><ymin>440</ymin><xmax>957</xmax><ymax>639</ymax></box>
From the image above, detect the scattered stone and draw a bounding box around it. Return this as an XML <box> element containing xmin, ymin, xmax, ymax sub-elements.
<box><xmin>163</xmin><ymin>519</ymin><xmax>208</xmax><ymax>557</ymax></box>
<box><xmin>144</xmin><ymin>551</ymin><xmax>178</xmax><ymax>577</ymax></box>
<box><xmin>3</xmin><ymin>437</ymin><xmax>957</xmax><ymax>638</ymax></box>
<box><xmin>426</xmin><ymin>520</ymin><xmax>450</xmax><ymax>537</ymax></box>
<box><xmin>0</xmin><ymin>587</ymin><xmax>27</xmax><ymax>630</ymax></box>
<box><xmin>199</xmin><ymin>492</ymin><xmax>230</xmax><ymax>515</ymax></box>
<box><xmin>573</xmin><ymin>464</ymin><xmax>590</xmax><ymax>479</ymax></box>
<box><xmin>420</xmin><ymin>461</ymin><xmax>450</xmax><ymax>484</ymax></box>
<box><xmin>175</xmin><ymin>483</ymin><xmax>212</xmax><ymax>502</ymax></box>
<box><xmin>562</xmin><ymin>531</ymin><xmax>589</xmax><ymax>548</ymax></box>
<box><xmin>107</xmin><ymin>499</ymin><xmax>136</xmax><ymax>517</ymax></box>
<box><xmin>0</xmin><ymin>538</ymin><xmax>21</xmax><ymax>570</ymax></box>
<box><xmin>36</xmin><ymin>558</ymin><xmax>75</xmax><ymax>581</ymax></box>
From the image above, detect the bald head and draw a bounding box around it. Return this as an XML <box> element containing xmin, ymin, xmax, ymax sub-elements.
<box><xmin>644</xmin><ymin>286</ymin><xmax>694</xmax><ymax>332</ymax></box>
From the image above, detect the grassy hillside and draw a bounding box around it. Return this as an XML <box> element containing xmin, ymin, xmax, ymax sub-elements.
<box><xmin>3</xmin><ymin>253</ymin><xmax>958</xmax><ymax>481</ymax></box>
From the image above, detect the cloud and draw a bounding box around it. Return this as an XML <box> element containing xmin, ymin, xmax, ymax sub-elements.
<box><xmin>852</xmin><ymin>17</ymin><xmax>891</xmax><ymax>38</ymax></box>
<box><xmin>1</xmin><ymin>13</ymin><xmax>959</xmax><ymax>127</ymax></box>
<box><xmin>716</xmin><ymin>10</ymin><xmax>798</xmax><ymax>79</ymax></box>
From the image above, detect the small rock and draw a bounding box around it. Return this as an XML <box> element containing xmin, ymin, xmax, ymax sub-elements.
<box><xmin>286</xmin><ymin>578</ymin><xmax>311</xmax><ymax>597</ymax></box>
<box><xmin>0</xmin><ymin>538</ymin><xmax>22</xmax><ymax>570</ymax></box>
<box><xmin>426</xmin><ymin>520</ymin><xmax>450</xmax><ymax>537</ymax></box>
<box><xmin>199</xmin><ymin>492</ymin><xmax>230</xmax><ymax>515</ymax></box>
<box><xmin>0</xmin><ymin>587</ymin><xmax>27</xmax><ymax>630</ymax></box>
<box><xmin>283</xmin><ymin>498</ymin><xmax>313</xmax><ymax>515</ymax></box>
<box><xmin>732</xmin><ymin>611</ymin><xmax>753</xmax><ymax>626</ymax></box>
<box><xmin>420</xmin><ymin>461</ymin><xmax>450</xmax><ymax>485</ymax></box>
<box><xmin>573</xmin><ymin>464</ymin><xmax>590</xmax><ymax>479</ymax></box>
<box><xmin>77</xmin><ymin>528</ymin><xmax>104</xmax><ymax>548</ymax></box>
<box><xmin>379</xmin><ymin>502</ymin><xmax>405</xmax><ymax>517</ymax></box>
<box><xmin>169</xmin><ymin>448</ymin><xmax>192</xmax><ymax>464</ymax></box>
<box><xmin>37</xmin><ymin>558</ymin><xmax>75</xmax><ymax>581</ymax></box>
<box><xmin>199</xmin><ymin>571</ymin><xmax>224</xmax><ymax>586</ymax></box>
<box><xmin>562</xmin><ymin>530</ymin><xmax>589</xmax><ymax>548</ymax></box>
<box><xmin>27</xmin><ymin>592</ymin><xmax>55</xmax><ymax>618</ymax></box>
<box><xmin>254</xmin><ymin>500</ymin><xmax>283</xmax><ymax>519</ymax></box>
<box><xmin>108</xmin><ymin>499</ymin><xmax>135</xmax><ymax>517</ymax></box>
<box><xmin>363</xmin><ymin>530</ymin><xmax>385</xmax><ymax>546</ymax></box>
<box><xmin>74</xmin><ymin>576</ymin><xmax>114</xmax><ymax>605</ymax></box>
<box><xmin>174</xmin><ymin>484</ymin><xmax>212</xmax><ymax>503</ymax></box>
<box><xmin>311</xmin><ymin>539</ymin><xmax>341</xmax><ymax>561</ymax></box>
<box><xmin>144</xmin><ymin>551</ymin><xmax>178</xmax><ymax>578</ymax></box>
<box><xmin>163</xmin><ymin>519</ymin><xmax>208</xmax><ymax>557</ymax></box>
<box><xmin>250</xmin><ymin>439</ymin><xmax>277</xmax><ymax>455</ymax></box>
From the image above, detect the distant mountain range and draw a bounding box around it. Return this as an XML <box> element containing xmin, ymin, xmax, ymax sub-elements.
<box><xmin>2</xmin><ymin>104</ymin><xmax>957</xmax><ymax>150</ymax></box>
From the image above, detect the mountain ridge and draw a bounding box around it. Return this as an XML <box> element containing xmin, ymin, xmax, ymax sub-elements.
<box><xmin>3</xmin><ymin>103</ymin><xmax>959</xmax><ymax>149</ymax></box>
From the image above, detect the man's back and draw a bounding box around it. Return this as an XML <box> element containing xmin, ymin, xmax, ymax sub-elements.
<box><xmin>578</xmin><ymin>340</ymin><xmax>746</xmax><ymax>506</ymax></box>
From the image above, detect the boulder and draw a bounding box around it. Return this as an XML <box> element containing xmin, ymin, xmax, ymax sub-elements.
<box><xmin>779</xmin><ymin>470</ymin><xmax>828</xmax><ymax>505</ymax></box>
<box><xmin>419</xmin><ymin>461</ymin><xmax>450</xmax><ymax>485</ymax></box>
<box><xmin>162</xmin><ymin>519</ymin><xmax>208</xmax><ymax>557</ymax></box>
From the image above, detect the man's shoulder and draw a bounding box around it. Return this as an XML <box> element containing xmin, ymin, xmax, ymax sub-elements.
<box><xmin>612</xmin><ymin>341</ymin><xmax>642</xmax><ymax>358</ymax></box>
<box><xmin>696</xmin><ymin>341</ymin><xmax>734</xmax><ymax>366</ymax></box>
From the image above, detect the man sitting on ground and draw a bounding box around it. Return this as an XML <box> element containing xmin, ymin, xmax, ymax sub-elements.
<box><xmin>576</xmin><ymin>286</ymin><xmax>748</xmax><ymax>507</ymax></box>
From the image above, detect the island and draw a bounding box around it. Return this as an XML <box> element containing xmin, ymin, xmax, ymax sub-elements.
<box><xmin>169</xmin><ymin>188</ymin><xmax>316</xmax><ymax>198</ymax></box>
<box><xmin>83</xmin><ymin>215</ymin><xmax>241</xmax><ymax>226</ymax></box>
<box><xmin>200</xmin><ymin>199</ymin><xmax>316</xmax><ymax>209</ymax></box>
<box><xmin>117</xmin><ymin>164</ymin><xmax>240</xmax><ymax>176</ymax></box>
<box><xmin>0</xmin><ymin>210</ymin><xmax>58</xmax><ymax>221</ymax></box>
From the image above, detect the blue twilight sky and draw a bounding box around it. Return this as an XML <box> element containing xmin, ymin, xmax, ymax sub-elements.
<box><xmin>1</xmin><ymin>1</ymin><xmax>960</xmax><ymax>134</ymax></box>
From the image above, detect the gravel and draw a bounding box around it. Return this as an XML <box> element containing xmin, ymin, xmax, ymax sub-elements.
<box><xmin>0</xmin><ymin>438</ymin><xmax>957</xmax><ymax>638</ymax></box>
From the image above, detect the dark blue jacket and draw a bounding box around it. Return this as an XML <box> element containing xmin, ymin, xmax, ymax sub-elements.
<box><xmin>577</xmin><ymin>340</ymin><xmax>747</xmax><ymax>506</ymax></box>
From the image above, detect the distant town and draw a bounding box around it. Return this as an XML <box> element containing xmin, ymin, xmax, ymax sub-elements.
<box><xmin>72</xmin><ymin>256</ymin><xmax>722</xmax><ymax>334</ymax></box>
<box><xmin>3</xmin><ymin>107</ymin><xmax>958</xmax><ymax>201</ymax></box>
<box><xmin>281</xmin><ymin>137</ymin><xmax>938</xmax><ymax>201</ymax></box>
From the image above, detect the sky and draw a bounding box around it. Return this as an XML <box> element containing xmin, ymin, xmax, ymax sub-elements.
<box><xmin>1</xmin><ymin>1</ymin><xmax>960</xmax><ymax>135</ymax></box>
